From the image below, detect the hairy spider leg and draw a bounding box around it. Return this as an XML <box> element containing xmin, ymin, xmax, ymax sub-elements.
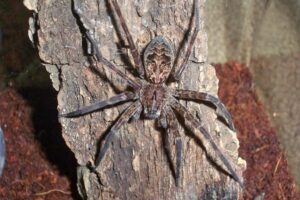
<box><xmin>173</xmin><ymin>0</ymin><xmax>200</xmax><ymax>81</ymax></box>
<box><xmin>174</xmin><ymin>90</ymin><xmax>236</xmax><ymax>131</ymax></box>
<box><xmin>170</xmin><ymin>98</ymin><xmax>243</xmax><ymax>188</ymax></box>
<box><xmin>73</xmin><ymin>7</ymin><xmax>141</xmax><ymax>90</ymax></box>
<box><xmin>95</xmin><ymin>101</ymin><xmax>142</xmax><ymax>167</ymax></box>
<box><xmin>86</xmin><ymin>31</ymin><xmax>141</xmax><ymax>90</ymax></box>
<box><xmin>60</xmin><ymin>92</ymin><xmax>136</xmax><ymax>117</ymax></box>
<box><xmin>159</xmin><ymin>109</ymin><xmax>177</xmax><ymax>184</ymax></box>
<box><xmin>165</xmin><ymin>109</ymin><xmax>183</xmax><ymax>187</ymax></box>
<box><xmin>110</xmin><ymin>0</ymin><xmax>145</xmax><ymax>78</ymax></box>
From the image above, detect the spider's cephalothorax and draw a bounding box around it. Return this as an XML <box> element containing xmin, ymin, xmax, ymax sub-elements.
<box><xmin>66</xmin><ymin>0</ymin><xmax>243</xmax><ymax>188</ymax></box>
<box><xmin>143</xmin><ymin>36</ymin><xmax>174</xmax><ymax>84</ymax></box>
<box><xmin>140</xmin><ymin>36</ymin><xmax>174</xmax><ymax>118</ymax></box>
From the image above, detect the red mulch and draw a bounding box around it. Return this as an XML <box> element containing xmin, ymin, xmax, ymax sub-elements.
<box><xmin>215</xmin><ymin>61</ymin><xmax>299</xmax><ymax>200</ymax></box>
<box><xmin>0</xmin><ymin>89</ymin><xmax>72</xmax><ymax>200</ymax></box>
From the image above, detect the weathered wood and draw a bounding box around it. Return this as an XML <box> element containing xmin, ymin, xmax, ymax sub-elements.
<box><xmin>24</xmin><ymin>0</ymin><xmax>246</xmax><ymax>199</ymax></box>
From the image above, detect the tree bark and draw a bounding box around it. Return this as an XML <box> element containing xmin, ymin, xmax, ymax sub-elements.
<box><xmin>24</xmin><ymin>0</ymin><xmax>246</xmax><ymax>199</ymax></box>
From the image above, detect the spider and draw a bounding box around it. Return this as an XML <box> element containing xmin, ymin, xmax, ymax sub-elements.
<box><xmin>61</xmin><ymin>0</ymin><xmax>243</xmax><ymax>187</ymax></box>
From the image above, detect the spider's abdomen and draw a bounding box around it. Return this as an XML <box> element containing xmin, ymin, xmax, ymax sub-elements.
<box><xmin>140</xmin><ymin>84</ymin><xmax>168</xmax><ymax>119</ymax></box>
<box><xmin>143</xmin><ymin>36</ymin><xmax>174</xmax><ymax>84</ymax></box>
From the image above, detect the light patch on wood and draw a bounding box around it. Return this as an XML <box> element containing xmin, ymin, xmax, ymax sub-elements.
<box><xmin>132</xmin><ymin>154</ymin><xmax>140</xmax><ymax>172</ymax></box>
<box><xmin>23</xmin><ymin>0</ymin><xmax>38</xmax><ymax>12</ymax></box>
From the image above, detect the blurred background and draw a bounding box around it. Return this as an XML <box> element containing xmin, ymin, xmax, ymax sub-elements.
<box><xmin>0</xmin><ymin>0</ymin><xmax>299</xmax><ymax>199</ymax></box>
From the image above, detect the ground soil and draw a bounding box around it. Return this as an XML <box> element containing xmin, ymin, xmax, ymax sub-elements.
<box><xmin>0</xmin><ymin>61</ymin><xmax>298</xmax><ymax>199</ymax></box>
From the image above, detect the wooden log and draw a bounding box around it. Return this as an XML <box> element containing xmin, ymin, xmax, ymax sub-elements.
<box><xmin>24</xmin><ymin>0</ymin><xmax>246</xmax><ymax>199</ymax></box>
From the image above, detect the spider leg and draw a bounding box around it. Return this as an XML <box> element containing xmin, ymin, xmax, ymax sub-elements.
<box><xmin>130</xmin><ymin>104</ymin><xmax>142</xmax><ymax>122</ymax></box>
<box><xmin>60</xmin><ymin>92</ymin><xmax>135</xmax><ymax>117</ymax></box>
<box><xmin>165</xmin><ymin>109</ymin><xmax>183</xmax><ymax>187</ymax></box>
<box><xmin>73</xmin><ymin>6</ymin><xmax>141</xmax><ymax>90</ymax></box>
<box><xmin>172</xmin><ymin>0</ymin><xmax>200</xmax><ymax>81</ymax></box>
<box><xmin>159</xmin><ymin>108</ymin><xmax>183</xmax><ymax>186</ymax></box>
<box><xmin>170</xmin><ymin>98</ymin><xmax>243</xmax><ymax>188</ymax></box>
<box><xmin>174</xmin><ymin>90</ymin><xmax>235</xmax><ymax>131</ymax></box>
<box><xmin>95</xmin><ymin>101</ymin><xmax>142</xmax><ymax>167</ymax></box>
<box><xmin>110</xmin><ymin>0</ymin><xmax>144</xmax><ymax>78</ymax></box>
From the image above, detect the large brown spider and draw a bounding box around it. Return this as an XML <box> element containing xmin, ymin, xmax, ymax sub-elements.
<box><xmin>62</xmin><ymin>0</ymin><xmax>243</xmax><ymax>187</ymax></box>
